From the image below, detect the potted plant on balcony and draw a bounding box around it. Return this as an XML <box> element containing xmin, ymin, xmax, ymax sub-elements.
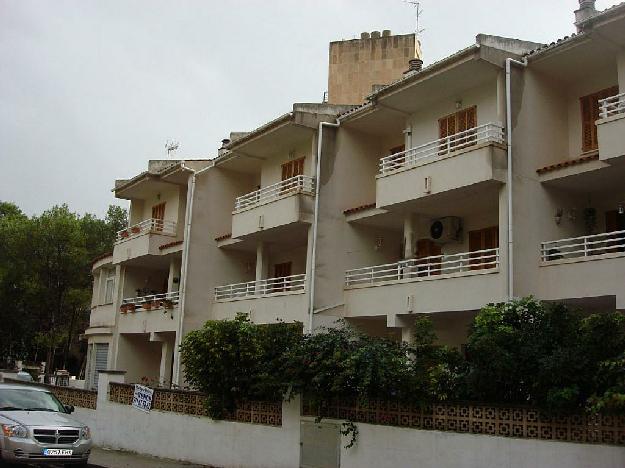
<box><xmin>143</xmin><ymin>301</ymin><xmax>153</xmax><ymax>311</ymax></box>
<box><xmin>131</xmin><ymin>225</ymin><xmax>141</xmax><ymax>234</ymax></box>
<box><xmin>120</xmin><ymin>230</ymin><xmax>129</xmax><ymax>239</ymax></box>
<box><xmin>127</xmin><ymin>303</ymin><xmax>136</xmax><ymax>313</ymax></box>
<box><xmin>120</xmin><ymin>304</ymin><xmax>129</xmax><ymax>314</ymax></box>
<box><xmin>162</xmin><ymin>299</ymin><xmax>174</xmax><ymax>314</ymax></box>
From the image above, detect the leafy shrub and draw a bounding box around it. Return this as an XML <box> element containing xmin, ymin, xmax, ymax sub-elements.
<box><xmin>466</xmin><ymin>297</ymin><xmax>625</xmax><ymax>412</ymax></box>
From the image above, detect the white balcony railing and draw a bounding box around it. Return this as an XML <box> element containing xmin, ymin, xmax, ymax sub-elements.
<box><xmin>121</xmin><ymin>290</ymin><xmax>180</xmax><ymax>311</ymax></box>
<box><xmin>379</xmin><ymin>123</ymin><xmax>505</xmax><ymax>175</ymax></box>
<box><xmin>541</xmin><ymin>230</ymin><xmax>625</xmax><ymax>262</ymax></box>
<box><xmin>215</xmin><ymin>274</ymin><xmax>306</xmax><ymax>301</ymax></box>
<box><xmin>345</xmin><ymin>248</ymin><xmax>500</xmax><ymax>287</ymax></box>
<box><xmin>599</xmin><ymin>92</ymin><xmax>625</xmax><ymax>119</ymax></box>
<box><xmin>234</xmin><ymin>175</ymin><xmax>315</xmax><ymax>212</ymax></box>
<box><xmin>116</xmin><ymin>218</ymin><xmax>177</xmax><ymax>242</ymax></box>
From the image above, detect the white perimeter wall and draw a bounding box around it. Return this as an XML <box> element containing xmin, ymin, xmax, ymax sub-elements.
<box><xmin>70</xmin><ymin>373</ymin><xmax>625</xmax><ymax>468</ymax></box>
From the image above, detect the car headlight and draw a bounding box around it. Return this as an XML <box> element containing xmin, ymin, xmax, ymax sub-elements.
<box><xmin>80</xmin><ymin>426</ymin><xmax>91</xmax><ymax>440</ymax></box>
<box><xmin>1</xmin><ymin>424</ymin><xmax>29</xmax><ymax>438</ymax></box>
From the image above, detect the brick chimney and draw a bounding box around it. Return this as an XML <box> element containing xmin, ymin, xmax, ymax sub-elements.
<box><xmin>575</xmin><ymin>0</ymin><xmax>598</xmax><ymax>31</ymax></box>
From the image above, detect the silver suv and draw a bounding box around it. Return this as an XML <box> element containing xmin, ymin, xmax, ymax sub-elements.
<box><xmin>0</xmin><ymin>383</ymin><xmax>91</xmax><ymax>466</ymax></box>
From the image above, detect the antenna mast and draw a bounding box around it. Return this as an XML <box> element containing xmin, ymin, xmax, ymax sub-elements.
<box><xmin>405</xmin><ymin>0</ymin><xmax>425</xmax><ymax>60</ymax></box>
<box><xmin>165</xmin><ymin>140</ymin><xmax>180</xmax><ymax>158</ymax></box>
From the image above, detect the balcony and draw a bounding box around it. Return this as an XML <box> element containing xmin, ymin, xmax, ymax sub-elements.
<box><xmin>376</xmin><ymin>123</ymin><xmax>506</xmax><ymax>208</ymax></box>
<box><xmin>118</xmin><ymin>291</ymin><xmax>180</xmax><ymax>334</ymax></box>
<box><xmin>215</xmin><ymin>274</ymin><xmax>306</xmax><ymax>301</ymax></box>
<box><xmin>541</xmin><ymin>230</ymin><xmax>625</xmax><ymax>263</ymax></box>
<box><xmin>231</xmin><ymin>176</ymin><xmax>315</xmax><ymax>239</ymax></box>
<box><xmin>538</xmin><ymin>230</ymin><xmax>625</xmax><ymax>308</ymax></box>
<box><xmin>344</xmin><ymin>248</ymin><xmax>505</xmax><ymax>317</ymax></box>
<box><xmin>598</xmin><ymin>92</ymin><xmax>625</xmax><ymax>163</ymax></box>
<box><xmin>113</xmin><ymin>219</ymin><xmax>179</xmax><ymax>263</ymax></box>
<box><xmin>116</xmin><ymin>219</ymin><xmax>177</xmax><ymax>241</ymax></box>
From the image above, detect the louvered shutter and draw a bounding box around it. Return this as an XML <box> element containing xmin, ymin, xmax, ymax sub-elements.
<box><xmin>91</xmin><ymin>343</ymin><xmax>109</xmax><ymax>389</ymax></box>
<box><xmin>581</xmin><ymin>86</ymin><xmax>619</xmax><ymax>152</ymax></box>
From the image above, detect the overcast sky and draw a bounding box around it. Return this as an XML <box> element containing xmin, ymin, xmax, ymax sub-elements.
<box><xmin>0</xmin><ymin>0</ymin><xmax>618</xmax><ymax>216</ymax></box>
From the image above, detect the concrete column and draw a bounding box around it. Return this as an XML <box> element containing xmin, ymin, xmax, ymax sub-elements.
<box><xmin>96</xmin><ymin>370</ymin><xmax>126</xmax><ymax>404</ymax></box>
<box><xmin>158</xmin><ymin>338</ymin><xmax>174</xmax><ymax>387</ymax></box>
<box><xmin>167</xmin><ymin>257</ymin><xmax>181</xmax><ymax>293</ymax></box>
<box><xmin>496</xmin><ymin>70</ymin><xmax>507</xmax><ymax>127</ymax></box>
<box><xmin>255</xmin><ymin>241</ymin><xmax>269</xmax><ymax>294</ymax></box>
<box><xmin>403</xmin><ymin>214</ymin><xmax>418</xmax><ymax>259</ymax></box>
<box><xmin>111</xmin><ymin>265</ymin><xmax>124</xmax><ymax>369</ymax></box>
<box><xmin>617</xmin><ymin>52</ymin><xmax>625</xmax><ymax>91</ymax></box>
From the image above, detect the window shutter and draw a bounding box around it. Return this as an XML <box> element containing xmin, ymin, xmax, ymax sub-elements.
<box><xmin>580</xmin><ymin>86</ymin><xmax>619</xmax><ymax>152</ymax></box>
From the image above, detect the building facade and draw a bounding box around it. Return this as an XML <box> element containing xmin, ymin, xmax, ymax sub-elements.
<box><xmin>84</xmin><ymin>1</ymin><xmax>625</xmax><ymax>388</ymax></box>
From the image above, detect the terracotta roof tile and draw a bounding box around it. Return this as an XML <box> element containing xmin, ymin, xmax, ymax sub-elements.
<box><xmin>91</xmin><ymin>252</ymin><xmax>113</xmax><ymax>267</ymax></box>
<box><xmin>536</xmin><ymin>153</ymin><xmax>599</xmax><ymax>174</ymax></box>
<box><xmin>215</xmin><ymin>233</ymin><xmax>232</xmax><ymax>242</ymax></box>
<box><xmin>158</xmin><ymin>240</ymin><xmax>184</xmax><ymax>251</ymax></box>
<box><xmin>343</xmin><ymin>203</ymin><xmax>377</xmax><ymax>215</ymax></box>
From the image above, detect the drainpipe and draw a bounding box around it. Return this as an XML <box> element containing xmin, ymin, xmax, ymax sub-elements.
<box><xmin>505</xmin><ymin>57</ymin><xmax>527</xmax><ymax>300</ymax></box>
<box><xmin>308</xmin><ymin>121</ymin><xmax>339</xmax><ymax>333</ymax></box>
<box><xmin>172</xmin><ymin>161</ymin><xmax>212</xmax><ymax>386</ymax></box>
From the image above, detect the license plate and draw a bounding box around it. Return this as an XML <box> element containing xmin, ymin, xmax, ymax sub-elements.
<box><xmin>43</xmin><ymin>448</ymin><xmax>73</xmax><ymax>456</ymax></box>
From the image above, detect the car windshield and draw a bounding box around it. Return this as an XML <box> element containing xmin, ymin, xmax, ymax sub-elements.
<box><xmin>0</xmin><ymin>388</ymin><xmax>66</xmax><ymax>412</ymax></box>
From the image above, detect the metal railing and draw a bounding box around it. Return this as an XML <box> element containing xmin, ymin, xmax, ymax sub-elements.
<box><xmin>345</xmin><ymin>248</ymin><xmax>500</xmax><ymax>287</ymax></box>
<box><xmin>116</xmin><ymin>218</ymin><xmax>177</xmax><ymax>241</ymax></box>
<box><xmin>541</xmin><ymin>230</ymin><xmax>625</xmax><ymax>262</ymax></box>
<box><xmin>121</xmin><ymin>290</ymin><xmax>180</xmax><ymax>310</ymax></box>
<box><xmin>379</xmin><ymin>123</ymin><xmax>505</xmax><ymax>175</ymax></box>
<box><xmin>234</xmin><ymin>175</ymin><xmax>315</xmax><ymax>212</ymax></box>
<box><xmin>599</xmin><ymin>92</ymin><xmax>625</xmax><ymax>119</ymax></box>
<box><xmin>215</xmin><ymin>274</ymin><xmax>306</xmax><ymax>301</ymax></box>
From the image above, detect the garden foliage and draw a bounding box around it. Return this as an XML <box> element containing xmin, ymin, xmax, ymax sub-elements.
<box><xmin>180</xmin><ymin>298</ymin><xmax>625</xmax><ymax>419</ymax></box>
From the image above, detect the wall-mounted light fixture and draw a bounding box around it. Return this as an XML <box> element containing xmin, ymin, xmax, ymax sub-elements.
<box><xmin>555</xmin><ymin>208</ymin><xmax>563</xmax><ymax>225</ymax></box>
<box><xmin>455</xmin><ymin>100</ymin><xmax>463</xmax><ymax>110</ymax></box>
<box><xmin>568</xmin><ymin>208</ymin><xmax>577</xmax><ymax>222</ymax></box>
<box><xmin>374</xmin><ymin>236</ymin><xmax>384</xmax><ymax>251</ymax></box>
<box><xmin>619</xmin><ymin>204</ymin><xmax>624</xmax><ymax>215</ymax></box>
<box><xmin>157</xmin><ymin>193</ymin><xmax>161</xmax><ymax>200</ymax></box>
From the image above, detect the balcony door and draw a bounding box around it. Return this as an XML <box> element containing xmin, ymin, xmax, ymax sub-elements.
<box><xmin>151</xmin><ymin>202</ymin><xmax>166</xmax><ymax>232</ymax></box>
<box><xmin>281</xmin><ymin>158</ymin><xmax>305</xmax><ymax>194</ymax></box>
<box><xmin>415</xmin><ymin>239</ymin><xmax>441</xmax><ymax>277</ymax></box>
<box><xmin>469</xmin><ymin>226</ymin><xmax>499</xmax><ymax>270</ymax></box>
<box><xmin>439</xmin><ymin>106</ymin><xmax>477</xmax><ymax>153</ymax></box>
<box><xmin>273</xmin><ymin>261</ymin><xmax>292</xmax><ymax>292</ymax></box>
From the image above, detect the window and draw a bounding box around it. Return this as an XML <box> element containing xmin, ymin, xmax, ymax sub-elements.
<box><xmin>151</xmin><ymin>202</ymin><xmax>166</xmax><ymax>231</ymax></box>
<box><xmin>104</xmin><ymin>274</ymin><xmax>115</xmax><ymax>304</ymax></box>
<box><xmin>87</xmin><ymin>343</ymin><xmax>109</xmax><ymax>390</ymax></box>
<box><xmin>468</xmin><ymin>226</ymin><xmax>499</xmax><ymax>270</ymax></box>
<box><xmin>439</xmin><ymin>106</ymin><xmax>477</xmax><ymax>152</ymax></box>
<box><xmin>580</xmin><ymin>86</ymin><xmax>619</xmax><ymax>152</ymax></box>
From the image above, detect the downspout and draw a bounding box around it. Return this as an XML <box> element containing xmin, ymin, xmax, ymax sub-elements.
<box><xmin>172</xmin><ymin>161</ymin><xmax>212</xmax><ymax>386</ymax></box>
<box><xmin>308</xmin><ymin>121</ymin><xmax>339</xmax><ymax>333</ymax></box>
<box><xmin>505</xmin><ymin>57</ymin><xmax>527</xmax><ymax>300</ymax></box>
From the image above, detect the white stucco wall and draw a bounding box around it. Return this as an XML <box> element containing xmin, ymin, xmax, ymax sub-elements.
<box><xmin>340</xmin><ymin>422</ymin><xmax>625</xmax><ymax>468</ymax></box>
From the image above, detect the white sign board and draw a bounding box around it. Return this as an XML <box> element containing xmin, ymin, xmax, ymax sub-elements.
<box><xmin>132</xmin><ymin>384</ymin><xmax>154</xmax><ymax>412</ymax></box>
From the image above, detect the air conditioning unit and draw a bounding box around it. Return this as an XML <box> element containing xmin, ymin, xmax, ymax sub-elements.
<box><xmin>429</xmin><ymin>217</ymin><xmax>462</xmax><ymax>243</ymax></box>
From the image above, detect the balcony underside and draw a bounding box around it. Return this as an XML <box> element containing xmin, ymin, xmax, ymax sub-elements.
<box><xmin>211</xmin><ymin>293</ymin><xmax>308</xmax><ymax>325</ymax></box>
<box><xmin>344</xmin><ymin>269</ymin><xmax>505</xmax><ymax>317</ymax></box>
<box><xmin>118</xmin><ymin>305</ymin><xmax>179</xmax><ymax>334</ymax></box>
<box><xmin>376</xmin><ymin>144</ymin><xmax>507</xmax><ymax>209</ymax></box>
<box><xmin>539</xmin><ymin>157</ymin><xmax>625</xmax><ymax>192</ymax></box>
<box><xmin>113</xmin><ymin>232</ymin><xmax>180</xmax><ymax>264</ymax></box>
<box><xmin>537</xmin><ymin>254</ymin><xmax>625</xmax><ymax>310</ymax></box>
<box><xmin>231</xmin><ymin>193</ymin><xmax>314</xmax><ymax>242</ymax></box>
<box><xmin>598</xmin><ymin>114</ymin><xmax>625</xmax><ymax>164</ymax></box>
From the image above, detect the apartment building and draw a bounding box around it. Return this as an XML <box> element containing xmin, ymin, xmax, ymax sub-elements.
<box><xmin>84</xmin><ymin>0</ymin><xmax>625</xmax><ymax>387</ymax></box>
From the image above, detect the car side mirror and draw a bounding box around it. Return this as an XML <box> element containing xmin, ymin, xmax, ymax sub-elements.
<box><xmin>64</xmin><ymin>404</ymin><xmax>74</xmax><ymax>414</ymax></box>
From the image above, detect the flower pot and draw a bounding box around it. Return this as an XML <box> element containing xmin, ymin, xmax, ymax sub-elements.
<box><xmin>120</xmin><ymin>230</ymin><xmax>129</xmax><ymax>238</ymax></box>
<box><xmin>120</xmin><ymin>304</ymin><xmax>128</xmax><ymax>314</ymax></box>
<box><xmin>131</xmin><ymin>226</ymin><xmax>141</xmax><ymax>234</ymax></box>
<box><xmin>127</xmin><ymin>304</ymin><xmax>136</xmax><ymax>313</ymax></box>
<box><xmin>143</xmin><ymin>302</ymin><xmax>152</xmax><ymax>311</ymax></box>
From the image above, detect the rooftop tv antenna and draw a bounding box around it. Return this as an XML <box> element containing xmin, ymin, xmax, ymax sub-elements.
<box><xmin>405</xmin><ymin>0</ymin><xmax>425</xmax><ymax>60</ymax></box>
<box><xmin>165</xmin><ymin>140</ymin><xmax>179</xmax><ymax>158</ymax></box>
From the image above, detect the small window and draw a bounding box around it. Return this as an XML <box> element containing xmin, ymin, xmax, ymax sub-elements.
<box><xmin>580</xmin><ymin>86</ymin><xmax>619</xmax><ymax>152</ymax></box>
<box><xmin>281</xmin><ymin>158</ymin><xmax>305</xmax><ymax>181</ymax></box>
<box><xmin>151</xmin><ymin>202</ymin><xmax>166</xmax><ymax>231</ymax></box>
<box><xmin>104</xmin><ymin>276</ymin><xmax>115</xmax><ymax>304</ymax></box>
<box><xmin>468</xmin><ymin>226</ymin><xmax>499</xmax><ymax>270</ymax></box>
